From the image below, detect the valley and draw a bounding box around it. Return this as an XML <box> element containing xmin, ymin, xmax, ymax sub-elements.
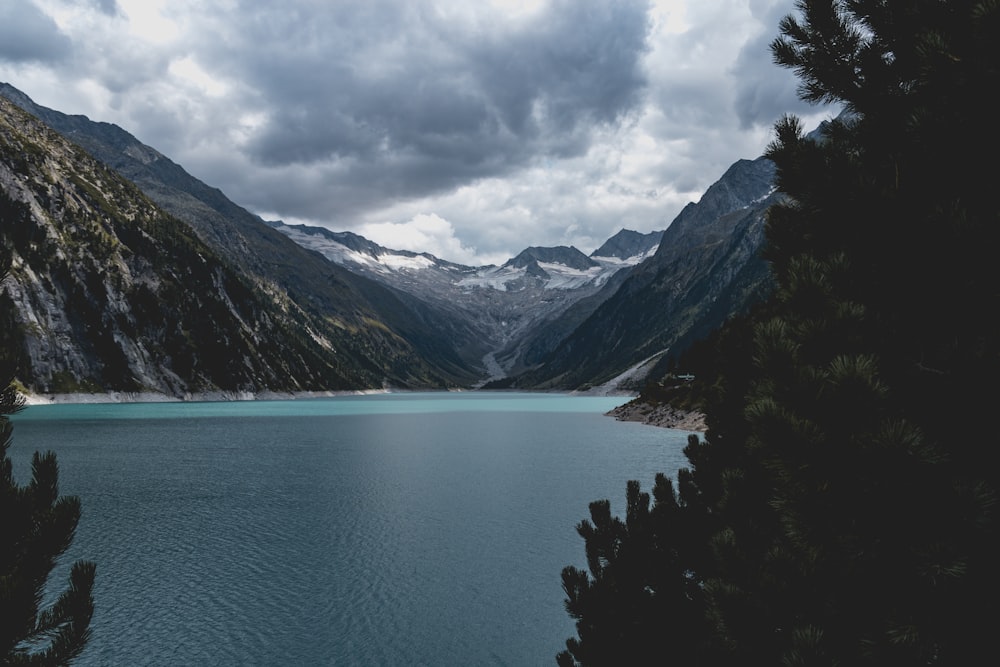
<box><xmin>270</xmin><ymin>222</ymin><xmax>662</xmax><ymax>380</ymax></box>
<box><xmin>1</xmin><ymin>82</ymin><xmax>778</xmax><ymax>399</ymax></box>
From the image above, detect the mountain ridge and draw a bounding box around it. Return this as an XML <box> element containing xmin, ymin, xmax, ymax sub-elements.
<box><xmin>269</xmin><ymin>218</ymin><xmax>663</xmax><ymax>380</ymax></box>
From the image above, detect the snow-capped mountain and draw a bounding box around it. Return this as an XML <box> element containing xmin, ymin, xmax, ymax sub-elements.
<box><xmin>463</xmin><ymin>242</ymin><xmax>659</xmax><ymax>291</ymax></box>
<box><xmin>270</xmin><ymin>222</ymin><xmax>662</xmax><ymax>382</ymax></box>
<box><xmin>273</xmin><ymin>224</ymin><xmax>658</xmax><ymax>292</ymax></box>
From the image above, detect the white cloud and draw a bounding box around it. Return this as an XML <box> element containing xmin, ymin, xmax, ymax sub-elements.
<box><xmin>117</xmin><ymin>0</ymin><xmax>179</xmax><ymax>44</ymax></box>
<box><xmin>0</xmin><ymin>0</ymin><xmax>834</xmax><ymax>265</ymax></box>
<box><xmin>357</xmin><ymin>214</ymin><xmax>496</xmax><ymax>266</ymax></box>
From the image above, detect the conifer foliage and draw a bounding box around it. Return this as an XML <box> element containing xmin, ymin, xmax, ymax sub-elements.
<box><xmin>559</xmin><ymin>1</ymin><xmax>1000</xmax><ymax>664</ymax></box>
<box><xmin>1</xmin><ymin>248</ymin><xmax>96</xmax><ymax>665</ymax></box>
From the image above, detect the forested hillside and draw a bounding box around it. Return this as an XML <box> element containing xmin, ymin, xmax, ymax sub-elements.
<box><xmin>559</xmin><ymin>1</ymin><xmax>1000</xmax><ymax>664</ymax></box>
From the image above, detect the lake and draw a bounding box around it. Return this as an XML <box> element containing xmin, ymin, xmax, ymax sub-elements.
<box><xmin>9</xmin><ymin>392</ymin><xmax>693</xmax><ymax>666</ymax></box>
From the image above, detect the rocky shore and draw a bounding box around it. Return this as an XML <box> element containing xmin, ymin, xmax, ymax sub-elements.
<box><xmin>606</xmin><ymin>399</ymin><xmax>707</xmax><ymax>432</ymax></box>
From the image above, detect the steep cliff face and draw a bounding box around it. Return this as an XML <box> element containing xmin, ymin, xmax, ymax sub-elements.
<box><xmin>0</xmin><ymin>96</ymin><xmax>466</xmax><ymax>395</ymax></box>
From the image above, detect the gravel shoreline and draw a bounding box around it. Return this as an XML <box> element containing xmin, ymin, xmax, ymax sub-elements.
<box><xmin>606</xmin><ymin>399</ymin><xmax>707</xmax><ymax>432</ymax></box>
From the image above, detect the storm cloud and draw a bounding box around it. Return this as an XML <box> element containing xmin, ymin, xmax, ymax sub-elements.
<box><xmin>1</xmin><ymin>0</ymin><xmax>833</xmax><ymax>265</ymax></box>
<box><xmin>195</xmin><ymin>0</ymin><xmax>651</xmax><ymax>215</ymax></box>
<box><xmin>0</xmin><ymin>3</ymin><xmax>72</xmax><ymax>63</ymax></box>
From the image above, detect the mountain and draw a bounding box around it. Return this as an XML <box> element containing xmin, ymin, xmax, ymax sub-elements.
<box><xmin>507</xmin><ymin>246</ymin><xmax>597</xmax><ymax>274</ymax></box>
<box><xmin>269</xmin><ymin>221</ymin><xmax>662</xmax><ymax>380</ymax></box>
<box><xmin>504</xmin><ymin>156</ymin><xmax>780</xmax><ymax>390</ymax></box>
<box><xmin>268</xmin><ymin>151</ymin><xmax>778</xmax><ymax>394</ymax></box>
<box><xmin>592</xmin><ymin>229</ymin><xmax>664</xmax><ymax>260</ymax></box>
<box><xmin>274</xmin><ymin>147</ymin><xmax>777</xmax><ymax>394</ymax></box>
<box><xmin>0</xmin><ymin>90</ymin><xmax>476</xmax><ymax>395</ymax></box>
<box><xmin>1</xmin><ymin>81</ymin><xmax>784</xmax><ymax>397</ymax></box>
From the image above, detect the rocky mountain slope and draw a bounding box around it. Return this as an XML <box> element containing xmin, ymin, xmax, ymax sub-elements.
<box><xmin>1</xmin><ymin>84</ymin><xmax>479</xmax><ymax>394</ymax></box>
<box><xmin>0</xmin><ymin>94</ymin><xmax>474</xmax><ymax>396</ymax></box>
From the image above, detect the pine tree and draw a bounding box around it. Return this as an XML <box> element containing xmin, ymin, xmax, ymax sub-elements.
<box><xmin>557</xmin><ymin>474</ymin><xmax>708</xmax><ymax>665</ymax></box>
<box><xmin>560</xmin><ymin>1</ymin><xmax>1000</xmax><ymax>663</ymax></box>
<box><xmin>744</xmin><ymin>2</ymin><xmax>1000</xmax><ymax>661</ymax></box>
<box><xmin>1</xmin><ymin>245</ymin><xmax>96</xmax><ymax>665</ymax></box>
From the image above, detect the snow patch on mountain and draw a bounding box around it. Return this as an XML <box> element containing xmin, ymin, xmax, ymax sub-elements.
<box><xmin>377</xmin><ymin>252</ymin><xmax>437</xmax><ymax>271</ymax></box>
<box><xmin>275</xmin><ymin>222</ymin><xmax>657</xmax><ymax>292</ymax></box>
<box><xmin>591</xmin><ymin>244</ymin><xmax>660</xmax><ymax>265</ymax></box>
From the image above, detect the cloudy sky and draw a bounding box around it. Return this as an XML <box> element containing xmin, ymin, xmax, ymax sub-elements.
<box><xmin>1</xmin><ymin>0</ymin><xmax>832</xmax><ymax>265</ymax></box>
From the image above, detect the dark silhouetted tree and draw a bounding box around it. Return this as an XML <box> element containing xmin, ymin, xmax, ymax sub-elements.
<box><xmin>560</xmin><ymin>1</ymin><xmax>1000</xmax><ymax>663</ymax></box>
<box><xmin>558</xmin><ymin>475</ymin><xmax>708</xmax><ymax>665</ymax></box>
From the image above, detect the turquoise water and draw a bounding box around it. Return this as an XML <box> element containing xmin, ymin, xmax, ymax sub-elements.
<box><xmin>12</xmin><ymin>391</ymin><xmax>630</xmax><ymax>421</ymax></box>
<box><xmin>10</xmin><ymin>392</ymin><xmax>693</xmax><ymax>666</ymax></box>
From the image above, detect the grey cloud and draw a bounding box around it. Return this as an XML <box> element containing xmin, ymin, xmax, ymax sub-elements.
<box><xmin>0</xmin><ymin>2</ymin><xmax>72</xmax><ymax>64</ymax></box>
<box><xmin>730</xmin><ymin>1</ymin><xmax>813</xmax><ymax>128</ymax></box>
<box><xmin>464</xmin><ymin>0</ymin><xmax>651</xmax><ymax>143</ymax></box>
<box><xmin>92</xmin><ymin>0</ymin><xmax>120</xmax><ymax>16</ymax></box>
<box><xmin>0</xmin><ymin>0</ymin><xmax>844</xmax><ymax>264</ymax></box>
<box><xmin>197</xmin><ymin>0</ymin><xmax>651</xmax><ymax>219</ymax></box>
<box><xmin>64</xmin><ymin>0</ymin><xmax>120</xmax><ymax>16</ymax></box>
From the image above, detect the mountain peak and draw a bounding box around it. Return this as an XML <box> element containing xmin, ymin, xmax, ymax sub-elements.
<box><xmin>590</xmin><ymin>229</ymin><xmax>663</xmax><ymax>260</ymax></box>
<box><xmin>505</xmin><ymin>246</ymin><xmax>598</xmax><ymax>272</ymax></box>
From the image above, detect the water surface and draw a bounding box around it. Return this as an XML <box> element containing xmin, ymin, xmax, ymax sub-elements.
<box><xmin>11</xmin><ymin>392</ymin><xmax>692</xmax><ymax>666</ymax></box>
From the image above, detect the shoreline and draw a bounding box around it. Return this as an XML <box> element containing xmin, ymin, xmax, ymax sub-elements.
<box><xmin>19</xmin><ymin>386</ymin><xmax>638</xmax><ymax>406</ymax></box>
<box><xmin>19</xmin><ymin>389</ymin><xmax>699</xmax><ymax>432</ymax></box>
<box><xmin>605</xmin><ymin>400</ymin><xmax>707</xmax><ymax>432</ymax></box>
<box><xmin>19</xmin><ymin>388</ymin><xmax>394</xmax><ymax>406</ymax></box>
